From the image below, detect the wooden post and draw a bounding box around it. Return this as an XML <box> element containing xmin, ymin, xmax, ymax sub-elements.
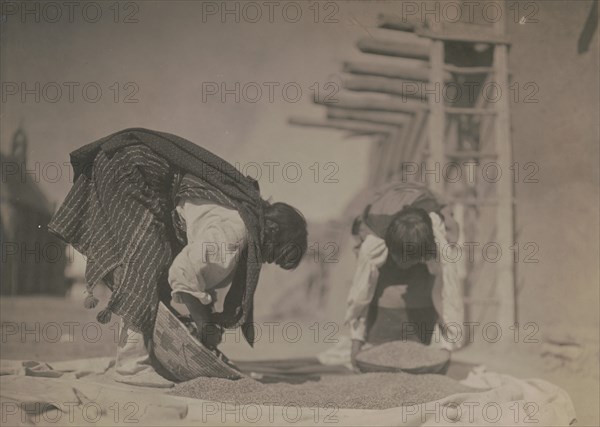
<box><xmin>493</xmin><ymin>44</ymin><xmax>516</xmax><ymax>327</ymax></box>
<box><xmin>427</xmin><ymin>40</ymin><xmax>445</xmax><ymax>194</ymax></box>
<box><xmin>491</xmin><ymin>1</ymin><xmax>516</xmax><ymax>328</ymax></box>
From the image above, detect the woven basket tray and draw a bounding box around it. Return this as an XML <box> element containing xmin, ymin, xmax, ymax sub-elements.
<box><xmin>356</xmin><ymin>342</ymin><xmax>451</xmax><ymax>375</ymax></box>
<box><xmin>152</xmin><ymin>302</ymin><xmax>243</xmax><ymax>381</ymax></box>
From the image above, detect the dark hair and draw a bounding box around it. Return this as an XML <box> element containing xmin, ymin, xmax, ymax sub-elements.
<box><xmin>385</xmin><ymin>206</ymin><xmax>437</xmax><ymax>263</ymax></box>
<box><xmin>264</xmin><ymin>202</ymin><xmax>308</xmax><ymax>270</ymax></box>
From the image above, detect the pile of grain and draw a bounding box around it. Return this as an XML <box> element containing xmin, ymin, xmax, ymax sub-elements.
<box><xmin>170</xmin><ymin>372</ymin><xmax>475</xmax><ymax>409</ymax></box>
<box><xmin>356</xmin><ymin>341</ymin><xmax>449</xmax><ymax>370</ymax></box>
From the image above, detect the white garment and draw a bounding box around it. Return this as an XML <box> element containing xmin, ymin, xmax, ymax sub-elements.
<box><xmin>345</xmin><ymin>212</ymin><xmax>464</xmax><ymax>350</ymax></box>
<box><xmin>429</xmin><ymin>211</ymin><xmax>464</xmax><ymax>350</ymax></box>
<box><xmin>345</xmin><ymin>234</ymin><xmax>388</xmax><ymax>341</ymax></box>
<box><xmin>114</xmin><ymin>320</ymin><xmax>173</xmax><ymax>388</ymax></box>
<box><xmin>168</xmin><ymin>198</ymin><xmax>247</xmax><ymax>305</ymax></box>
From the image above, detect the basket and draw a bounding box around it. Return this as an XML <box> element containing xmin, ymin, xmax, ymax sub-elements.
<box><xmin>355</xmin><ymin>341</ymin><xmax>451</xmax><ymax>375</ymax></box>
<box><xmin>151</xmin><ymin>302</ymin><xmax>243</xmax><ymax>381</ymax></box>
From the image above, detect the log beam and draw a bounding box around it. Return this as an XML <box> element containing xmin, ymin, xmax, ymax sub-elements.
<box><xmin>343</xmin><ymin>61</ymin><xmax>452</xmax><ymax>82</ymax></box>
<box><xmin>377</xmin><ymin>13</ymin><xmax>417</xmax><ymax>32</ymax></box>
<box><xmin>288</xmin><ymin>117</ymin><xmax>395</xmax><ymax>135</ymax></box>
<box><xmin>326</xmin><ymin>107</ymin><xmax>411</xmax><ymax>127</ymax></box>
<box><xmin>357</xmin><ymin>37</ymin><xmax>430</xmax><ymax>60</ymax></box>
<box><xmin>342</xmin><ymin>74</ymin><xmax>429</xmax><ymax>100</ymax></box>
<box><xmin>314</xmin><ymin>91</ymin><xmax>426</xmax><ymax>114</ymax></box>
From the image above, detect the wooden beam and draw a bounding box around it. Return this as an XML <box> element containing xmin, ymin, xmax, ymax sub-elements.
<box><xmin>377</xmin><ymin>13</ymin><xmax>417</xmax><ymax>32</ymax></box>
<box><xmin>314</xmin><ymin>91</ymin><xmax>426</xmax><ymax>114</ymax></box>
<box><xmin>427</xmin><ymin>40</ymin><xmax>446</xmax><ymax>194</ymax></box>
<box><xmin>326</xmin><ymin>107</ymin><xmax>411</xmax><ymax>127</ymax></box>
<box><xmin>493</xmin><ymin>42</ymin><xmax>516</xmax><ymax>327</ymax></box>
<box><xmin>344</xmin><ymin>61</ymin><xmax>453</xmax><ymax>82</ymax></box>
<box><xmin>357</xmin><ymin>37</ymin><xmax>430</xmax><ymax>60</ymax></box>
<box><xmin>288</xmin><ymin>117</ymin><xmax>395</xmax><ymax>135</ymax></box>
<box><xmin>342</xmin><ymin>74</ymin><xmax>428</xmax><ymax>100</ymax></box>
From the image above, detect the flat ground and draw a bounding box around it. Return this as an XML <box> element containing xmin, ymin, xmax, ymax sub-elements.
<box><xmin>1</xmin><ymin>296</ymin><xmax>598</xmax><ymax>425</ymax></box>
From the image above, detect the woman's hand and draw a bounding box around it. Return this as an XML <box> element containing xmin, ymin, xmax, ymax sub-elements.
<box><xmin>199</xmin><ymin>322</ymin><xmax>223</xmax><ymax>349</ymax></box>
<box><xmin>350</xmin><ymin>339</ymin><xmax>365</xmax><ymax>373</ymax></box>
<box><xmin>180</xmin><ymin>293</ymin><xmax>222</xmax><ymax>349</ymax></box>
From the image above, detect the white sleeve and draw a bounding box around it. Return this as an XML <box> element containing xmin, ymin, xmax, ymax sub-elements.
<box><xmin>429</xmin><ymin>212</ymin><xmax>465</xmax><ymax>351</ymax></box>
<box><xmin>345</xmin><ymin>234</ymin><xmax>388</xmax><ymax>340</ymax></box>
<box><xmin>349</xmin><ymin>317</ymin><xmax>368</xmax><ymax>342</ymax></box>
<box><xmin>168</xmin><ymin>204</ymin><xmax>246</xmax><ymax>306</ymax></box>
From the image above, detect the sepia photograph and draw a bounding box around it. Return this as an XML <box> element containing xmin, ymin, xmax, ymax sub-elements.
<box><xmin>1</xmin><ymin>0</ymin><xmax>598</xmax><ymax>425</ymax></box>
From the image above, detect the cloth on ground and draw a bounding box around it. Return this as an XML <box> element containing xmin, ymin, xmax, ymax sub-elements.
<box><xmin>0</xmin><ymin>357</ymin><xmax>576</xmax><ymax>426</ymax></box>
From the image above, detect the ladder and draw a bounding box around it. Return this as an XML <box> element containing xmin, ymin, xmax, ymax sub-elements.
<box><xmin>290</xmin><ymin>1</ymin><xmax>516</xmax><ymax>329</ymax></box>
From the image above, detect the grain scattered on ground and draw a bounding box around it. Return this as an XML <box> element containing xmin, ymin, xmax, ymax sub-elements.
<box><xmin>170</xmin><ymin>372</ymin><xmax>476</xmax><ymax>409</ymax></box>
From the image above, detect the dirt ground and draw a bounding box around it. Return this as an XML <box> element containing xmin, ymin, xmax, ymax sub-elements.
<box><xmin>1</xmin><ymin>296</ymin><xmax>598</xmax><ymax>425</ymax></box>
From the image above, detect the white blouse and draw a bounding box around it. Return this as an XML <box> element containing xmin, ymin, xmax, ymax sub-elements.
<box><xmin>168</xmin><ymin>198</ymin><xmax>247</xmax><ymax>306</ymax></box>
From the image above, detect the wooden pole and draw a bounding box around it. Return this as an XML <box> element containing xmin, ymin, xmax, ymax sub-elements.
<box><xmin>357</xmin><ymin>37</ymin><xmax>430</xmax><ymax>60</ymax></box>
<box><xmin>288</xmin><ymin>117</ymin><xmax>395</xmax><ymax>135</ymax></box>
<box><xmin>343</xmin><ymin>75</ymin><xmax>428</xmax><ymax>100</ymax></box>
<box><xmin>314</xmin><ymin>91</ymin><xmax>426</xmax><ymax>114</ymax></box>
<box><xmin>427</xmin><ymin>40</ymin><xmax>445</xmax><ymax>194</ymax></box>
<box><xmin>343</xmin><ymin>61</ymin><xmax>452</xmax><ymax>82</ymax></box>
<box><xmin>377</xmin><ymin>13</ymin><xmax>417</xmax><ymax>32</ymax></box>
<box><xmin>491</xmin><ymin>1</ymin><xmax>516</xmax><ymax>328</ymax></box>
<box><xmin>326</xmin><ymin>107</ymin><xmax>411</xmax><ymax>127</ymax></box>
<box><xmin>493</xmin><ymin>45</ymin><xmax>516</xmax><ymax>328</ymax></box>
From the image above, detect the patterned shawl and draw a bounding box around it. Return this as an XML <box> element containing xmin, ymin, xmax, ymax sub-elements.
<box><xmin>49</xmin><ymin>128</ymin><xmax>267</xmax><ymax>345</ymax></box>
